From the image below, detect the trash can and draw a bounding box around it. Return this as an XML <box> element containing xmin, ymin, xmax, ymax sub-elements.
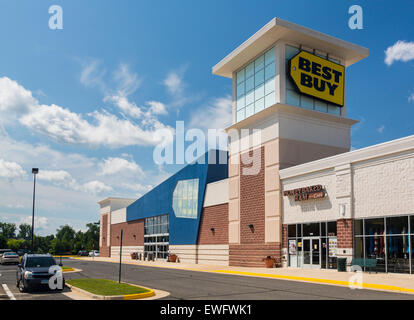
<box><xmin>337</xmin><ymin>258</ymin><xmax>347</xmax><ymax>272</ymax></box>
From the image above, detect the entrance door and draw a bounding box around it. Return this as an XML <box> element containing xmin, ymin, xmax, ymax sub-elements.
<box><xmin>303</xmin><ymin>237</ymin><xmax>321</xmax><ymax>268</ymax></box>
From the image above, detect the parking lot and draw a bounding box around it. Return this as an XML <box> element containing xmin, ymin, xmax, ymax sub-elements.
<box><xmin>2</xmin><ymin>257</ymin><xmax>414</xmax><ymax>300</ymax></box>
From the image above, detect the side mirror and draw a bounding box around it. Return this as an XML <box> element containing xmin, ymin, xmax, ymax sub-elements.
<box><xmin>18</xmin><ymin>264</ymin><xmax>22</xmax><ymax>268</ymax></box>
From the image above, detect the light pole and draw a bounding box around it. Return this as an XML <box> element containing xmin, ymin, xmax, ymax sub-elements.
<box><xmin>31</xmin><ymin>168</ymin><xmax>39</xmax><ymax>253</ymax></box>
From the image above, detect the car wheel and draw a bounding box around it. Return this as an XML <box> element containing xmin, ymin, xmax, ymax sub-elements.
<box><xmin>18</xmin><ymin>280</ymin><xmax>26</xmax><ymax>293</ymax></box>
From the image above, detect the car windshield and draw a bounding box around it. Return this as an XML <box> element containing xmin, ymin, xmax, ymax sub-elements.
<box><xmin>25</xmin><ymin>257</ymin><xmax>57</xmax><ymax>268</ymax></box>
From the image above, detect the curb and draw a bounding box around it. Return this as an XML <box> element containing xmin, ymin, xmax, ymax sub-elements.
<box><xmin>212</xmin><ymin>270</ymin><xmax>414</xmax><ymax>295</ymax></box>
<box><xmin>66</xmin><ymin>283</ymin><xmax>155</xmax><ymax>300</ymax></box>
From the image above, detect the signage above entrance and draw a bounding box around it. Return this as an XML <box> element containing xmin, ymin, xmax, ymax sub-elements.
<box><xmin>288</xmin><ymin>51</ymin><xmax>345</xmax><ymax>107</ymax></box>
<box><xmin>283</xmin><ymin>185</ymin><xmax>326</xmax><ymax>202</ymax></box>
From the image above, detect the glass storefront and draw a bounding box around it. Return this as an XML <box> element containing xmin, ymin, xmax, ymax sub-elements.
<box><xmin>144</xmin><ymin>214</ymin><xmax>169</xmax><ymax>260</ymax></box>
<box><xmin>354</xmin><ymin>215</ymin><xmax>413</xmax><ymax>274</ymax></box>
<box><xmin>287</xmin><ymin>221</ymin><xmax>337</xmax><ymax>269</ymax></box>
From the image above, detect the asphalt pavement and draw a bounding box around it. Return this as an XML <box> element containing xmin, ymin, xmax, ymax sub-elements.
<box><xmin>1</xmin><ymin>258</ymin><xmax>414</xmax><ymax>300</ymax></box>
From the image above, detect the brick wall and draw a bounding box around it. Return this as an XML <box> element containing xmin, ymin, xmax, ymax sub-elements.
<box><xmin>198</xmin><ymin>203</ymin><xmax>229</xmax><ymax>245</ymax></box>
<box><xmin>282</xmin><ymin>224</ymin><xmax>288</xmax><ymax>249</ymax></box>
<box><xmin>110</xmin><ymin>219</ymin><xmax>144</xmax><ymax>247</ymax></box>
<box><xmin>229</xmin><ymin>244</ymin><xmax>281</xmax><ymax>267</ymax></box>
<box><xmin>337</xmin><ymin>218</ymin><xmax>353</xmax><ymax>248</ymax></box>
<box><xmin>99</xmin><ymin>214</ymin><xmax>110</xmax><ymax>257</ymax></box>
<box><xmin>240</xmin><ymin>146</ymin><xmax>265</xmax><ymax>244</ymax></box>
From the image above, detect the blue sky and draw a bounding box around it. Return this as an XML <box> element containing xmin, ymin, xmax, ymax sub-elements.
<box><xmin>0</xmin><ymin>1</ymin><xmax>413</xmax><ymax>235</ymax></box>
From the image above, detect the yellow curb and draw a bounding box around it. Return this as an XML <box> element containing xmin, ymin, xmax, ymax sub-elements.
<box><xmin>62</xmin><ymin>268</ymin><xmax>75</xmax><ymax>272</ymax></box>
<box><xmin>212</xmin><ymin>270</ymin><xmax>414</xmax><ymax>294</ymax></box>
<box><xmin>123</xmin><ymin>290</ymin><xmax>155</xmax><ymax>300</ymax></box>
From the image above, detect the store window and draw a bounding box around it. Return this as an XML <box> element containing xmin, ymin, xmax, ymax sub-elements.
<box><xmin>172</xmin><ymin>179</ymin><xmax>199</xmax><ymax>219</ymax></box>
<box><xmin>285</xmin><ymin>44</ymin><xmax>342</xmax><ymax>116</ymax></box>
<box><xmin>236</xmin><ymin>47</ymin><xmax>275</xmax><ymax>123</ymax></box>
<box><xmin>287</xmin><ymin>221</ymin><xmax>337</xmax><ymax>270</ymax></box>
<box><xmin>354</xmin><ymin>216</ymin><xmax>414</xmax><ymax>274</ymax></box>
<box><xmin>144</xmin><ymin>214</ymin><xmax>169</xmax><ymax>260</ymax></box>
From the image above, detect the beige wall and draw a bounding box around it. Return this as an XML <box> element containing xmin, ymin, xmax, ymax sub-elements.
<box><xmin>169</xmin><ymin>245</ymin><xmax>229</xmax><ymax>266</ymax></box>
<box><xmin>203</xmin><ymin>179</ymin><xmax>229</xmax><ymax>207</ymax></box>
<box><xmin>281</xmin><ymin>135</ymin><xmax>414</xmax><ymax>223</ymax></box>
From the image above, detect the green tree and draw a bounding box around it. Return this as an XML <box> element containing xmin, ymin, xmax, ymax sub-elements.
<box><xmin>56</xmin><ymin>225</ymin><xmax>76</xmax><ymax>243</ymax></box>
<box><xmin>85</xmin><ymin>223</ymin><xmax>100</xmax><ymax>250</ymax></box>
<box><xmin>7</xmin><ymin>239</ymin><xmax>27</xmax><ymax>252</ymax></box>
<box><xmin>0</xmin><ymin>234</ymin><xmax>6</xmax><ymax>248</ymax></box>
<box><xmin>17</xmin><ymin>223</ymin><xmax>32</xmax><ymax>241</ymax></box>
<box><xmin>0</xmin><ymin>222</ymin><xmax>16</xmax><ymax>239</ymax></box>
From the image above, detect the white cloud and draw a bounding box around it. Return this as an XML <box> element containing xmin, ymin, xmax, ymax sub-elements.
<box><xmin>164</xmin><ymin>71</ymin><xmax>183</xmax><ymax>95</ymax></box>
<box><xmin>147</xmin><ymin>101</ymin><xmax>167</xmax><ymax>115</ymax></box>
<box><xmin>104</xmin><ymin>95</ymin><xmax>143</xmax><ymax>118</ymax></box>
<box><xmin>0</xmin><ymin>159</ymin><xmax>26</xmax><ymax>179</ymax></box>
<box><xmin>409</xmin><ymin>93</ymin><xmax>414</xmax><ymax>103</ymax></box>
<box><xmin>81</xmin><ymin>180</ymin><xmax>112</xmax><ymax>195</ymax></box>
<box><xmin>113</xmin><ymin>63</ymin><xmax>141</xmax><ymax>96</ymax></box>
<box><xmin>80</xmin><ymin>59</ymin><xmax>106</xmax><ymax>91</ymax></box>
<box><xmin>20</xmin><ymin>216</ymin><xmax>49</xmax><ymax>231</ymax></box>
<box><xmin>38</xmin><ymin>170</ymin><xmax>72</xmax><ymax>183</ymax></box>
<box><xmin>385</xmin><ymin>40</ymin><xmax>414</xmax><ymax>66</ymax></box>
<box><xmin>189</xmin><ymin>95</ymin><xmax>232</xmax><ymax>131</ymax></box>
<box><xmin>99</xmin><ymin>157</ymin><xmax>144</xmax><ymax>176</ymax></box>
<box><xmin>377</xmin><ymin>125</ymin><xmax>385</xmax><ymax>133</ymax></box>
<box><xmin>0</xmin><ymin>76</ymin><xmax>173</xmax><ymax>148</ymax></box>
<box><xmin>0</xmin><ymin>77</ymin><xmax>36</xmax><ymax>122</ymax></box>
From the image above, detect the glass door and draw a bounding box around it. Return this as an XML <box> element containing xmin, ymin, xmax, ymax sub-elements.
<box><xmin>303</xmin><ymin>237</ymin><xmax>321</xmax><ymax>268</ymax></box>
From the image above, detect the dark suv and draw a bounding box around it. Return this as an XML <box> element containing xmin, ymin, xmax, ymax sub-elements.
<box><xmin>16</xmin><ymin>254</ymin><xmax>65</xmax><ymax>292</ymax></box>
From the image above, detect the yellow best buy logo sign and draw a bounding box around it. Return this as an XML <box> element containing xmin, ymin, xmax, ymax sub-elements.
<box><xmin>289</xmin><ymin>51</ymin><xmax>345</xmax><ymax>107</ymax></box>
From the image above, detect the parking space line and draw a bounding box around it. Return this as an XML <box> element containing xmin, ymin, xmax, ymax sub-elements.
<box><xmin>2</xmin><ymin>284</ymin><xmax>16</xmax><ymax>300</ymax></box>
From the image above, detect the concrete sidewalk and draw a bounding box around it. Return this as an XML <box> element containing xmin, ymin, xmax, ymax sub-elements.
<box><xmin>73</xmin><ymin>257</ymin><xmax>414</xmax><ymax>295</ymax></box>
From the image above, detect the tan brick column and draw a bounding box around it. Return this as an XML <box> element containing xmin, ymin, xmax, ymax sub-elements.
<box><xmin>228</xmin><ymin>154</ymin><xmax>240</xmax><ymax>244</ymax></box>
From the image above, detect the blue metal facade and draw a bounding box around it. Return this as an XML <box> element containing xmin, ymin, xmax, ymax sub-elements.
<box><xmin>126</xmin><ymin>150</ymin><xmax>228</xmax><ymax>245</ymax></box>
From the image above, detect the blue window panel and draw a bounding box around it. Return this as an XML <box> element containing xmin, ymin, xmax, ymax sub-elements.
<box><xmin>285</xmin><ymin>45</ymin><xmax>300</xmax><ymax>60</ymax></box>
<box><xmin>245</xmin><ymin>77</ymin><xmax>254</xmax><ymax>93</ymax></box>
<box><xmin>314</xmin><ymin>100</ymin><xmax>328</xmax><ymax>113</ymax></box>
<box><xmin>286</xmin><ymin>77</ymin><xmax>294</xmax><ymax>90</ymax></box>
<box><xmin>265</xmin><ymin>93</ymin><xmax>275</xmax><ymax>108</ymax></box>
<box><xmin>172</xmin><ymin>179</ymin><xmax>199</xmax><ymax>219</ymax></box>
<box><xmin>246</xmin><ymin>90</ymin><xmax>254</xmax><ymax>106</ymax></box>
<box><xmin>255</xmin><ymin>69</ymin><xmax>264</xmax><ymax>86</ymax></box>
<box><xmin>237</xmin><ymin>96</ymin><xmax>245</xmax><ymax>111</ymax></box>
<box><xmin>236</xmin><ymin>69</ymin><xmax>245</xmax><ymax>84</ymax></box>
<box><xmin>255</xmin><ymin>97</ymin><xmax>264</xmax><ymax>113</ymax></box>
<box><xmin>265</xmin><ymin>62</ymin><xmax>275</xmax><ymax>80</ymax></box>
<box><xmin>286</xmin><ymin>89</ymin><xmax>300</xmax><ymax>106</ymax></box>
<box><xmin>255</xmin><ymin>83</ymin><xmax>264</xmax><ymax>100</ymax></box>
<box><xmin>237</xmin><ymin>109</ymin><xmax>245</xmax><ymax>122</ymax></box>
<box><xmin>237</xmin><ymin>82</ymin><xmax>245</xmax><ymax>98</ymax></box>
<box><xmin>265</xmin><ymin>48</ymin><xmax>275</xmax><ymax>66</ymax></box>
<box><xmin>301</xmin><ymin>95</ymin><xmax>314</xmax><ymax>110</ymax></box>
<box><xmin>246</xmin><ymin>62</ymin><xmax>254</xmax><ymax>79</ymax></box>
<box><xmin>327</xmin><ymin>104</ymin><xmax>341</xmax><ymax>115</ymax></box>
<box><xmin>245</xmin><ymin>103</ymin><xmax>255</xmax><ymax>118</ymax></box>
<box><xmin>265</xmin><ymin>78</ymin><xmax>275</xmax><ymax>96</ymax></box>
<box><xmin>255</xmin><ymin>55</ymin><xmax>264</xmax><ymax>72</ymax></box>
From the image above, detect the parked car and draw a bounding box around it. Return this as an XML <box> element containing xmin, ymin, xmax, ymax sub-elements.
<box><xmin>0</xmin><ymin>249</ymin><xmax>12</xmax><ymax>258</ymax></box>
<box><xmin>88</xmin><ymin>250</ymin><xmax>99</xmax><ymax>257</ymax></box>
<box><xmin>1</xmin><ymin>252</ymin><xmax>19</xmax><ymax>265</ymax></box>
<box><xmin>17</xmin><ymin>249</ymin><xmax>31</xmax><ymax>257</ymax></box>
<box><xmin>16</xmin><ymin>254</ymin><xmax>65</xmax><ymax>293</ymax></box>
<box><xmin>77</xmin><ymin>250</ymin><xmax>89</xmax><ymax>256</ymax></box>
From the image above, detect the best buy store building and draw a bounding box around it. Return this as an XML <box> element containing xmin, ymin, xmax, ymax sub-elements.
<box><xmin>99</xmin><ymin>18</ymin><xmax>414</xmax><ymax>273</ymax></box>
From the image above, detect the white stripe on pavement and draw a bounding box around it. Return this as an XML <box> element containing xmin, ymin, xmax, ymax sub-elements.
<box><xmin>2</xmin><ymin>284</ymin><xmax>16</xmax><ymax>300</ymax></box>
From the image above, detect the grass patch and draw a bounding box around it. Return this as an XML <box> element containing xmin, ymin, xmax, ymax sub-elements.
<box><xmin>67</xmin><ymin>278</ymin><xmax>150</xmax><ymax>296</ymax></box>
<box><xmin>61</xmin><ymin>266</ymin><xmax>74</xmax><ymax>271</ymax></box>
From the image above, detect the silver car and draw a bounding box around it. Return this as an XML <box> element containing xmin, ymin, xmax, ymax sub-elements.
<box><xmin>1</xmin><ymin>252</ymin><xmax>20</xmax><ymax>265</ymax></box>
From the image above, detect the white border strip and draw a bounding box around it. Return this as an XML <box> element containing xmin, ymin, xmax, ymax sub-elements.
<box><xmin>2</xmin><ymin>284</ymin><xmax>16</xmax><ymax>300</ymax></box>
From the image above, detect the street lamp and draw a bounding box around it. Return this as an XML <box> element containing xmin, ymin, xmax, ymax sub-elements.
<box><xmin>31</xmin><ymin>168</ymin><xmax>39</xmax><ymax>253</ymax></box>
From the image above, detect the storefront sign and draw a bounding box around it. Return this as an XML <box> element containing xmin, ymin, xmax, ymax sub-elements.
<box><xmin>288</xmin><ymin>51</ymin><xmax>345</xmax><ymax>106</ymax></box>
<box><xmin>283</xmin><ymin>184</ymin><xmax>326</xmax><ymax>201</ymax></box>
